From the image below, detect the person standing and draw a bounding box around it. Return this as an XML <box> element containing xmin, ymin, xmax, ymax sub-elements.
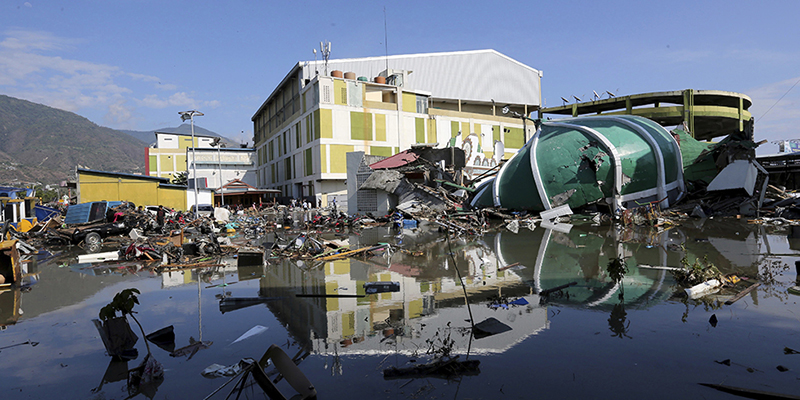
<box><xmin>157</xmin><ymin>205</ymin><xmax>166</xmax><ymax>228</ymax></box>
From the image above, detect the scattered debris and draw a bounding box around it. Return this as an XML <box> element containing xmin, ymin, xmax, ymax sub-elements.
<box><xmin>724</xmin><ymin>283</ymin><xmax>761</xmax><ymax>305</ymax></box>
<box><xmin>232</xmin><ymin>325</ymin><xmax>268</xmax><ymax>344</ymax></box>
<box><xmin>699</xmin><ymin>383</ymin><xmax>800</xmax><ymax>400</ymax></box>
<box><xmin>473</xmin><ymin>317</ymin><xmax>512</xmax><ymax>339</ymax></box>
<box><xmin>383</xmin><ymin>356</ymin><xmax>480</xmax><ymax>380</ymax></box>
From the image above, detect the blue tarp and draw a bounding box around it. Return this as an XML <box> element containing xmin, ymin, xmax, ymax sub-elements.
<box><xmin>64</xmin><ymin>201</ymin><xmax>123</xmax><ymax>225</ymax></box>
<box><xmin>34</xmin><ymin>204</ymin><xmax>61</xmax><ymax>221</ymax></box>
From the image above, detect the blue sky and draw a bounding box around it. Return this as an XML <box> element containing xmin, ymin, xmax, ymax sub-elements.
<box><xmin>1</xmin><ymin>0</ymin><xmax>798</xmax><ymax>153</ymax></box>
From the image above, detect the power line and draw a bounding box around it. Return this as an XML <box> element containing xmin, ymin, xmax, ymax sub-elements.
<box><xmin>758</xmin><ymin>75</ymin><xmax>800</xmax><ymax>122</ymax></box>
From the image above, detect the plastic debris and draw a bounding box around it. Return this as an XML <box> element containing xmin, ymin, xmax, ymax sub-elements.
<box><xmin>232</xmin><ymin>325</ymin><xmax>268</xmax><ymax>344</ymax></box>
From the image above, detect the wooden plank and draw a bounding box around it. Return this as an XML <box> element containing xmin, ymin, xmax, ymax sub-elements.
<box><xmin>724</xmin><ymin>283</ymin><xmax>761</xmax><ymax>305</ymax></box>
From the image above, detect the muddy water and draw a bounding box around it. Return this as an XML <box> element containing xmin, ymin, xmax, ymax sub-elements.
<box><xmin>1</xmin><ymin>218</ymin><xmax>798</xmax><ymax>399</ymax></box>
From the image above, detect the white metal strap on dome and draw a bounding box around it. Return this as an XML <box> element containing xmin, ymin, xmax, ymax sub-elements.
<box><xmin>546</xmin><ymin>122</ymin><xmax>623</xmax><ymax>212</ymax></box>
<box><xmin>606</xmin><ymin>116</ymin><xmax>669</xmax><ymax>208</ymax></box>
<box><xmin>527</xmin><ymin>128</ymin><xmax>551</xmax><ymax>210</ymax></box>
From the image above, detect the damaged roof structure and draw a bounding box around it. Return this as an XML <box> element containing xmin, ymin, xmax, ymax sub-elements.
<box><xmin>350</xmin><ymin>146</ymin><xmax>467</xmax><ymax>216</ymax></box>
<box><xmin>350</xmin><ymin>111</ymin><xmax>770</xmax><ymax>220</ymax></box>
<box><xmin>472</xmin><ymin>115</ymin><xmax>686</xmax><ymax>212</ymax></box>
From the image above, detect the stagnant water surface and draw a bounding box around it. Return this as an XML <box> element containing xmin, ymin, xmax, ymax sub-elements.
<box><xmin>1</xmin><ymin>218</ymin><xmax>799</xmax><ymax>399</ymax></box>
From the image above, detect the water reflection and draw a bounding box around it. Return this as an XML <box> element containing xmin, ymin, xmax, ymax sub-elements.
<box><xmin>235</xmin><ymin>224</ymin><xmax>693</xmax><ymax>364</ymax></box>
<box><xmin>1</xmin><ymin>218</ymin><xmax>798</xmax><ymax>398</ymax></box>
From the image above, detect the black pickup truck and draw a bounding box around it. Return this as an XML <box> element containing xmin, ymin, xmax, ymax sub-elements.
<box><xmin>48</xmin><ymin>220</ymin><xmax>132</xmax><ymax>245</ymax></box>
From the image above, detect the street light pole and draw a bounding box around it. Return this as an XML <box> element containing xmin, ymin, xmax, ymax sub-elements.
<box><xmin>212</xmin><ymin>137</ymin><xmax>224</xmax><ymax>206</ymax></box>
<box><xmin>179</xmin><ymin>110</ymin><xmax>204</xmax><ymax>213</ymax></box>
<box><xmin>502</xmin><ymin>106</ymin><xmax>539</xmax><ymax>144</ymax></box>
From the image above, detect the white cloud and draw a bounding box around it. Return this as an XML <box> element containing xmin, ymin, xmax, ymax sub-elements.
<box><xmin>139</xmin><ymin>92</ymin><xmax>220</xmax><ymax>110</ymax></box>
<box><xmin>0</xmin><ymin>28</ymin><xmax>219</xmax><ymax>129</ymax></box>
<box><xmin>105</xmin><ymin>99</ymin><xmax>135</xmax><ymax>127</ymax></box>
<box><xmin>0</xmin><ymin>28</ymin><xmax>74</xmax><ymax>51</ymax></box>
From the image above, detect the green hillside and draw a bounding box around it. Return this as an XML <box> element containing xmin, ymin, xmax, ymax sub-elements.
<box><xmin>0</xmin><ymin>94</ymin><xmax>147</xmax><ymax>185</ymax></box>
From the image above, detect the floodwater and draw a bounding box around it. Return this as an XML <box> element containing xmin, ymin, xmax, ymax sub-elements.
<box><xmin>1</xmin><ymin>218</ymin><xmax>799</xmax><ymax>399</ymax></box>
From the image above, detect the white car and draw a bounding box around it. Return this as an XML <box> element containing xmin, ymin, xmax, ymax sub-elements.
<box><xmin>191</xmin><ymin>204</ymin><xmax>214</xmax><ymax>217</ymax></box>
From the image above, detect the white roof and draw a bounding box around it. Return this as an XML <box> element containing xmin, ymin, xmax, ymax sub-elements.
<box><xmin>303</xmin><ymin>49</ymin><xmax>541</xmax><ymax>106</ymax></box>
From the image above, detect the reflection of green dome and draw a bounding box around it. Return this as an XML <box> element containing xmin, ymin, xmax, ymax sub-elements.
<box><xmin>492</xmin><ymin>227</ymin><xmax>674</xmax><ymax>310</ymax></box>
<box><xmin>473</xmin><ymin>115</ymin><xmax>685</xmax><ymax>212</ymax></box>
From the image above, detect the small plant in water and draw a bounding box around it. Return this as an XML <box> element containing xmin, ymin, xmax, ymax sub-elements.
<box><xmin>607</xmin><ymin>257</ymin><xmax>628</xmax><ymax>300</ymax></box>
<box><xmin>672</xmin><ymin>254</ymin><xmax>722</xmax><ymax>286</ymax></box>
<box><xmin>425</xmin><ymin>322</ymin><xmax>457</xmax><ymax>359</ymax></box>
<box><xmin>99</xmin><ymin>288</ymin><xmax>151</xmax><ymax>354</ymax></box>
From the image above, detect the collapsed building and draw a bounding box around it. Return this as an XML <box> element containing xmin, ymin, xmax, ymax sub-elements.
<box><xmin>348</xmin><ymin>113</ymin><xmax>771</xmax><ymax>219</ymax></box>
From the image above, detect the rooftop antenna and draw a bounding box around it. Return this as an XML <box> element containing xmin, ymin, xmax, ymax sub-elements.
<box><xmin>606</xmin><ymin>90</ymin><xmax>616</xmax><ymax>98</ymax></box>
<box><xmin>561</xmin><ymin>96</ymin><xmax>569</xmax><ymax>105</ymax></box>
<box><xmin>313</xmin><ymin>48</ymin><xmax>318</xmax><ymax>76</ymax></box>
<box><xmin>384</xmin><ymin>6</ymin><xmax>389</xmax><ymax>73</ymax></box>
<box><xmin>320</xmin><ymin>41</ymin><xmax>331</xmax><ymax>76</ymax></box>
<box><xmin>593</xmin><ymin>90</ymin><xmax>600</xmax><ymax>101</ymax></box>
<box><xmin>572</xmin><ymin>95</ymin><xmax>582</xmax><ymax>103</ymax></box>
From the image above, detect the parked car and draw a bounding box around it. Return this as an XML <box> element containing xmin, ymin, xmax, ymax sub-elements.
<box><xmin>190</xmin><ymin>204</ymin><xmax>214</xmax><ymax>217</ymax></box>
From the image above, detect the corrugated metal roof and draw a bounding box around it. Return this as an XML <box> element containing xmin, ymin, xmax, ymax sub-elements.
<box><xmin>368</xmin><ymin>150</ymin><xmax>419</xmax><ymax>169</ymax></box>
<box><xmin>304</xmin><ymin>49</ymin><xmax>541</xmax><ymax>106</ymax></box>
<box><xmin>154</xmin><ymin>123</ymin><xmax>220</xmax><ymax>138</ymax></box>
<box><xmin>77</xmin><ymin>168</ymin><xmax>170</xmax><ymax>182</ymax></box>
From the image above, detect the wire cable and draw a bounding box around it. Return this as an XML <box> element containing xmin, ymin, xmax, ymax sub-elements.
<box><xmin>758</xmin><ymin>76</ymin><xmax>800</xmax><ymax>122</ymax></box>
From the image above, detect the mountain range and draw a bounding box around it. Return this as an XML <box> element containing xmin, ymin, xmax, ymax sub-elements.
<box><xmin>0</xmin><ymin>94</ymin><xmax>233</xmax><ymax>186</ymax></box>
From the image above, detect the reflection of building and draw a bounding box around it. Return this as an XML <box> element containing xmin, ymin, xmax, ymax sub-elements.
<box><xmin>255</xmin><ymin>237</ymin><xmax>544</xmax><ymax>359</ymax></box>
<box><xmin>160</xmin><ymin>261</ymin><xmax>237</xmax><ymax>289</ymax></box>
<box><xmin>251</xmin><ymin>49</ymin><xmax>542</xmax><ymax>204</ymax></box>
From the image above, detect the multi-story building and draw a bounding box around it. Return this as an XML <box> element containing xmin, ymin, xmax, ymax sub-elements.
<box><xmin>251</xmin><ymin>49</ymin><xmax>542</xmax><ymax>206</ymax></box>
<box><xmin>145</xmin><ymin>125</ymin><xmax>218</xmax><ymax>181</ymax></box>
<box><xmin>146</xmin><ymin>125</ymin><xmax>258</xmax><ymax>205</ymax></box>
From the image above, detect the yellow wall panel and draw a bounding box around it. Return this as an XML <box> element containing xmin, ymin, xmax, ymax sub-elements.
<box><xmin>329</xmin><ymin>145</ymin><xmax>354</xmax><ymax>173</ymax></box>
<box><xmin>176</xmin><ymin>155</ymin><xmax>187</xmax><ymax>171</ymax></box>
<box><xmin>159</xmin><ymin>155</ymin><xmax>173</xmax><ymax>171</ymax></box>
<box><xmin>334</xmin><ymin>80</ymin><xmax>347</xmax><ymax>105</ymax></box>
<box><xmin>326</xmin><ymin>281</ymin><xmax>339</xmax><ymax>311</ymax></box>
<box><xmin>375</xmin><ymin>113</ymin><xmax>386</xmax><ymax>142</ymax></box>
<box><xmin>148</xmin><ymin>155</ymin><xmax>157</xmax><ymax>173</ymax></box>
<box><xmin>333</xmin><ymin>260</ymin><xmax>350</xmax><ymax>275</ymax></box>
<box><xmin>408</xmin><ymin>298</ymin><xmax>423</xmax><ymax>319</ymax></box>
<box><xmin>402</xmin><ymin>92</ymin><xmax>416</xmax><ymax>113</ymax></box>
<box><xmin>461</xmin><ymin>122</ymin><xmax>470</xmax><ymax>139</ymax></box>
<box><xmin>369</xmin><ymin>146</ymin><xmax>393</xmax><ymax>157</ymax></box>
<box><xmin>320</xmin><ymin>145</ymin><xmax>327</xmax><ymax>173</ymax></box>
<box><xmin>319</xmin><ymin>108</ymin><xmax>333</xmax><ymax>139</ymax></box>
<box><xmin>342</xmin><ymin>311</ymin><xmax>355</xmax><ymax>337</ymax></box>
<box><xmin>157</xmin><ymin>186</ymin><xmax>186</xmax><ymax>211</ymax></box>
<box><xmin>427</xmin><ymin>119</ymin><xmax>437</xmax><ymax>143</ymax></box>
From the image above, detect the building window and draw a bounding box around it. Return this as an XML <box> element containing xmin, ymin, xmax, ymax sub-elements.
<box><xmin>416</xmin><ymin>95</ymin><xmax>428</xmax><ymax>114</ymax></box>
<box><xmin>269</xmin><ymin>141</ymin><xmax>274</xmax><ymax>161</ymax></box>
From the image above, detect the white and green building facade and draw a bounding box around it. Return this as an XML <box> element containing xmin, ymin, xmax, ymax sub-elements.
<box><xmin>251</xmin><ymin>49</ymin><xmax>543</xmax><ymax>205</ymax></box>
